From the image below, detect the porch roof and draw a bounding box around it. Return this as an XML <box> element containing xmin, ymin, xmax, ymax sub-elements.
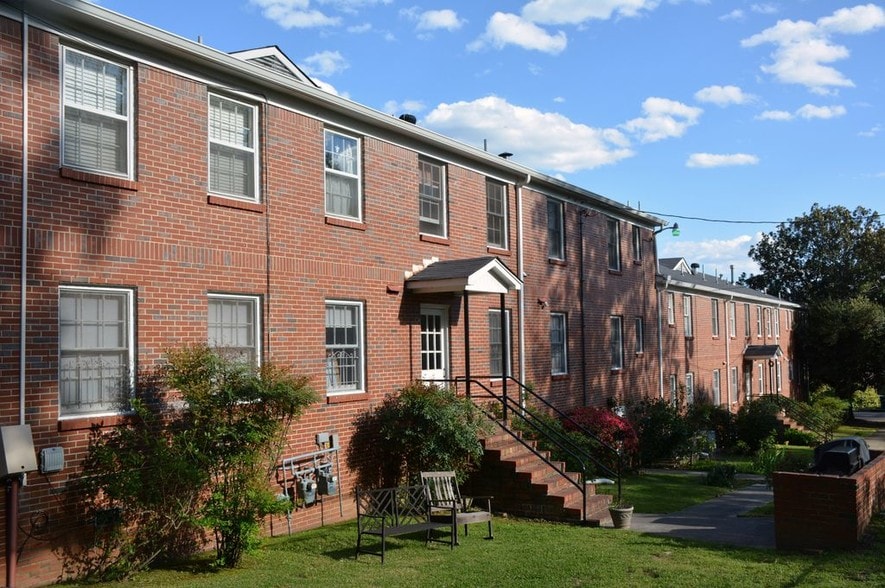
<box><xmin>743</xmin><ymin>345</ymin><xmax>783</xmax><ymax>360</ymax></box>
<box><xmin>405</xmin><ymin>257</ymin><xmax>522</xmax><ymax>294</ymax></box>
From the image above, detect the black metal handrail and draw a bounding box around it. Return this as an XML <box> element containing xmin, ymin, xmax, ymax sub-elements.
<box><xmin>759</xmin><ymin>394</ymin><xmax>828</xmax><ymax>442</ymax></box>
<box><xmin>434</xmin><ymin>376</ymin><xmax>623</xmax><ymax>516</ymax></box>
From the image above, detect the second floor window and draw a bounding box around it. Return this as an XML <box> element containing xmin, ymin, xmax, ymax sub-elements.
<box><xmin>209</xmin><ymin>94</ymin><xmax>258</xmax><ymax>201</ymax></box>
<box><xmin>744</xmin><ymin>303</ymin><xmax>751</xmax><ymax>337</ymax></box>
<box><xmin>711</xmin><ymin>299</ymin><xmax>720</xmax><ymax>337</ymax></box>
<box><xmin>486</xmin><ymin>181</ymin><xmax>507</xmax><ymax>249</ymax></box>
<box><xmin>547</xmin><ymin>198</ymin><xmax>565</xmax><ymax>260</ymax></box>
<box><xmin>634</xmin><ymin>316</ymin><xmax>644</xmax><ymax>354</ymax></box>
<box><xmin>606</xmin><ymin>218</ymin><xmax>621</xmax><ymax>271</ymax></box>
<box><xmin>325</xmin><ymin>130</ymin><xmax>361</xmax><ymax>220</ymax></box>
<box><xmin>667</xmin><ymin>292</ymin><xmax>675</xmax><ymax>325</ymax></box>
<box><xmin>683</xmin><ymin>294</ymin><xmax>693</xmax><ymax>337</ymax></box>
<box><xmin>62</xmin><ymin>47</ymin><xmax>132</xmax><ymax>177</ymax></box>
<box><xmin>631</xmin><ymin>225</ymin><xmax>642</xmax><ymax>261</ymax></box>
<box><xmin>550</xmin><ymin>312</ymin><xmax>567</xmax><ymax>375</ymax></box>
<box><xmin>419</xmin><ymin>159</ymin><xmax>447</xmax><ymax>237</ymax></box>
<box><xmin>728</xmin><ymin>301</ymin><xmax>736</xmax><ymax>338</ymax></box>
<box><xmin>610</xmin><ymin>315</ymin><xmax>623</xmax><ymax>370</ymax></box>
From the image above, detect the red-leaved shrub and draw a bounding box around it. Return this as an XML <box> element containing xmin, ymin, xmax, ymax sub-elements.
<box><xmin>563</xmin><ymin>407</ymin><xmax>639</xmax><ymax>467</ymax></box>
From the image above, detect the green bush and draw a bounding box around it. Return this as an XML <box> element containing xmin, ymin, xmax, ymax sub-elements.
<box><xmin>705</xmin><ymin>463</ymin><xmax>737</xmax><ymax>488</ymax></box>
<box><xmin>628</xmin><ymin>399</ymin><xmax>693</xmax><ymax>466</ymax></box>
<box><xmin>782</xmin><ymin>427</ymin><xmax>819</xmax><ymax>447</ymax></box>
<box><xmin>811</xmin><ymin>395</ymin><xmax>849</xmax><ymax>439</ymax></box>
<box><xmin>686</xmin><ymin>403</ymin><xmax>738</xmax><ymax>452</ymax></box>
<box><xmin>511</xmin><ymin>408</ymin><xmax>602</xmax><ymax>477</ymax></box>
<box><xmin>366</xmin><ymin>382</ymin><xmax>490</xmax><ymax>486</ymax></box>
<box><xmin>752</xmin><ymin>436</ymin><xmax>785</xmax><ymax>487</ymax></box>
<box><xmin>735</xmin><ymin>399</ymin><xmax>780</xmax><ymax>452</ymax></box>
<box><xmin>853</xmin><ymin>386</ymin><xmax>881</xmax><ymax>409</ymax></box>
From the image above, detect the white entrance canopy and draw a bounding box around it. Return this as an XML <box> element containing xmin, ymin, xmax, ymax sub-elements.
<box><xmin>405</xmin><ymin>257</ymin><xmax>522</xmax><ymax>295</ymax></box>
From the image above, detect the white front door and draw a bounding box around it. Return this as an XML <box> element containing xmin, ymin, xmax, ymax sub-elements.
<box><xmin>420</xmin><ymin>306</ymin><xmax>449</xmax><ymax>382</ymax></box>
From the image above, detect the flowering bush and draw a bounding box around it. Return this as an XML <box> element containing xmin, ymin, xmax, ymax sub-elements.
<box><xmin>563</xmin><ymin>407</ymin><xmax>640</xmax><ymax>468</ymax></box>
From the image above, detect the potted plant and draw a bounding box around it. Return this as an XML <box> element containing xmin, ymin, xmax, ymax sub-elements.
<box><xmin>608</xmin><ymin>500</ymin><xmax>634</xmax><ymax>529</ymax></box>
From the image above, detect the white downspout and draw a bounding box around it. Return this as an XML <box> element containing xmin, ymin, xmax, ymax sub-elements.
<box><xmin>516</xmin><ymin>173</ymin><xmax>531</xmax><ymax>404</ymax></box>
<box><xmin>19</xmin><ymin>13</ymin><xmax>29</xmax><ymax>426</ymax></box>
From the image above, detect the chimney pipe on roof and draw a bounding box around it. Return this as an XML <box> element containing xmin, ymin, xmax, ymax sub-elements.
<box><xmin>399</xmin><ymin>113</ymin><xmax>417</xmax><ymax>124</ymax></box>
<box><xmin>690</xmin><ymin>263</ymin><xmax>700</xmax><ymax>275</ymax></box>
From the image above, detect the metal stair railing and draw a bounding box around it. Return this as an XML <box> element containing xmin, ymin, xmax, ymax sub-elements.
<box><xmin>435</xmin><ymin>377</ymin><xmax>623</xmax><ymax>519</ymax></box>
<box><xmin>759</xmin><ymin>394</ymin><xmax>829</xmax><ymax>442</ymax></box>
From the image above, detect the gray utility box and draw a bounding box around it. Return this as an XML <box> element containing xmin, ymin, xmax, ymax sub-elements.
<box><xmin>0</xmin><ymin>424</ymin><xmax>39</xmax><ymax>478</ymax></box>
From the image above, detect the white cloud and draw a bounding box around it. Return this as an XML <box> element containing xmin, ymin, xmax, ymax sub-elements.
<box><xmin>756</xmin><ymin>109</ymin><xmax>793</xmax><ymax>121</ymax></box>
<box><xmin>694</xmin><ymin>85</ymin><xmax>753</xmax><ymax>106</ymax></box>
<box><xmin>382</xmin><ymin>99</ymin><xmax>426</xmax><ymax>116</ymax></box>
<box><xmin>469</xmin><ymin>12</ymin><xmax>567</xmax><ymax>54</ymax></box>
<box><xmin>521</xmin><ymin>0</ymin><xmax>660</xmax><ymax>24</ymax></box>
<box><xmin>719</xmin><ymin>9</ymin><xmax>743</xmax><ymax>22</ymax></box>
<box><xmin>751</xmin><ymin>4</ymin><xmax>778</xmax><ymax>15</ymax></box>
<box><xmin>796</xmin><ymin>104</ymin><xmax>846</xmax><ymax>119</ymax></box>
<box><xmin>858</xmin><ymin>124</ymin><xmax>882</xmax><ymax>138</ymax></box>
<box><xmin>302</xmin><ymin>50</ymin><xmax>349</xmax><ymax>77</ymax></box>
<box><xmin>312</xmin><ymin>78</ymin><xmax>342</xmax><ymax>96</ymax></box>
<box><xmin>249</xmin><ymin>0</ymin><xmax>340</xmax><ymax>28</ymax></box>
<box><xmin>347</xmin><ymin>23</ymin><xmax>372</xmax><ymax>33</ymax></box>
<box><xmin>741</xmin><ymin>4</ymin><xmax>885</xmax><ymax>94</ymax></box>
<box><xmin>686</xmin><ymin>153</ymin><xmax>759</xmax><ymax>168</ymax></box>
<box><xmin>423</xmin><ymin>95</ymin><xmax>634</xmax><ymax>172</ymax></box>
<box><xmin>662</xmin><ymin>234</ymin><xmax>760</xmax><ymax>279</ymax></box>
<box><xmin>414</xmin><ymin>9</ymin><xmax>464</xmax><ymax>31</ymax></box>
<box><xmin>621</xmin><ymin>97</ymin><xmax>703</xmax><ymax>143</ymax></box>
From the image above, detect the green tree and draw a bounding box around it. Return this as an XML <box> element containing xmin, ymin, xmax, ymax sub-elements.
<box><xmin>747</xmin><ymin>204</ymin><xmax>884</xmax><ymax>304</ymax></box>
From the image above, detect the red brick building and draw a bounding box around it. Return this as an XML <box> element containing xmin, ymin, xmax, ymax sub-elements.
<box><xmin>0</xmin><ymin>1</ymin><xmax>671</xmax><ymax>584</ymax></box>
<box><xmin>657</xmin><ymin>258</ymin><xmax>802</xmax><ymax>408</ymax></box>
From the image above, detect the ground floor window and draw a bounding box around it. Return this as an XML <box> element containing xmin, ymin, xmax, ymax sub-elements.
<box><xmin>208</xmin><ymin>294</ymin><xmax>261</xmax><ymax>365</ymax></box>
<box><xmin>325</xmin><ymin>301</ymin><xmax>364</xmax><ymax>393</ymax></box>
<box><xmin>489</xmin><ymin>309</ymin><xmax>511</xmax><ymax>377</ymax></box>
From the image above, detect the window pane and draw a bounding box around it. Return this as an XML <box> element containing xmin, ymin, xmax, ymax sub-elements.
<box><xmin>325</xmin><ymin>302</ymin><xmax>363</xmax><ymax>393</ymax></box>
<box><xmin>208</xmin><ymin>296</ymin><xmax>258</xmax><ymax>364</ymax></box>
<box><xmin>550</xmin><ymin>313</ymin><xmax>567</xmax><ymax>374</ymax></box>
<box><xmin>607</xmin><ymin>218</ymin><xmax>620</xmax><ymax>270</ymax></box>
<box><xmin>547</xmin><ymin>199</ymin><xmax>564</xmax><ymax>259</ymax></box>
<box><xmin>610</xmin><ymin>316</ymin><xmax>623</xmax><ymax>370</ymax></box>
<box><xmin>209</xmin><ymin>95</ymin><xmax>256</xmax><ymax>199</ymax></box>
<box><xmin>419</xmin><ymin>160</ymin><xmax>446</xmax><ymax>236</ymax></box>
<box><xmin>486</xmin><ymin>182</ymin><xmax>506</xmax><ymax>248</ymax></box>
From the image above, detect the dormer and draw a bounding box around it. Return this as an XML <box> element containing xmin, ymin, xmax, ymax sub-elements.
<box><xmin>229</xmin><ymin>46</ymin><xmax>319</xmax><ymax>88</ymax></box>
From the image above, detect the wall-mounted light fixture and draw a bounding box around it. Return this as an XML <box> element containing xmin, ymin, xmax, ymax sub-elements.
<box><xmin>654</xmin><ymin>222</ymin><xmax>680</xmax><ymax>237</ymax></box>
<box><xmin>537</xmin><ymin>298</ymin><xmax>548</xmax><ymax>309</ymax></box>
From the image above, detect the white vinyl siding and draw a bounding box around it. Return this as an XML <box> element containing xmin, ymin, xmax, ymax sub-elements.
<box><xmin>324</xmin><ymin>130</ymin><xmax>361</xmax><ymax>220</ymax></box>
<box><xmin>59</xmin><ymin>286</ymin><xmax>134</xmax><ymax>416</ymax></box>
<box><xmin>209</xmin><ymin>94</ymin><xmax>258</xmax><ymax>201</ymax></box>
<box><xmin>62</xmin><ymin>47</ymin><xmax>132</xmax><ymax>177</ymax></box>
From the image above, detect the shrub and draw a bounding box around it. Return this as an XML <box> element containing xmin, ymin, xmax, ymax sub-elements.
<box><xmin>752</xmin><ymin>436</ymin><xmax>785</xmax><ymax>488</ymax></box>
<box><xmin>853</xmin><ymin>386</ymin><xmax>881</xmax><ymax>409</ymax></box>
<box><xmin>628</xmin><ymin>398</ymin><xmax>693</xmax><ymax>466</ymax></box>
<box><xmin>564</xmin><ymin>406</ymin><xmax>640</xmax><ymax>471</ymax></box>
<box><xmin>811</xmin><ymin>395</ymin><xmax>849</xmax><ymax>440</ymax></box>
<box><xmin>735</xmin><ymin>399</ymin><xmax>780</xmax><ymax>452</ymax></box>
<box><xmin>686</xmin><ymin>403</ymin><xmax>738</xmax><ymax>452</ymax></box>
<box><xmin>705</xmin><ymin>463</ymin><xmax>737</xmax><ymax>488</ymax></box>
<box><xmin>782</xmin><ymin>428</ymin><xmax>819</xmax><ymax>447</ymax></box>
<box><xmin>511</xmin><ymin>408</ymin><xmax>600</xmax><ymax>477</ymax></box>
<box><xmin>366</xmin><ymin>382</ymin><xmax>490</xmax><ymax>486</ymax></box>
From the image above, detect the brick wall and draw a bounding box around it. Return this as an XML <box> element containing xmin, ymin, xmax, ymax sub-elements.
<box><xmin>774</xmin><ymin>450</ymin><xmax>885</xmax><ymax>550</ymax></box>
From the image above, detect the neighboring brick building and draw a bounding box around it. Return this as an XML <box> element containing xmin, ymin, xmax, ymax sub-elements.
<box><xmin>657</xmin><ymin>258</ymin><xmax>802</xmax><ymax>409</ymax></box>
<box><xmin>0</xmin><ymin>1</ymin><xmax>669</xmax><ymax>584</ymax></box>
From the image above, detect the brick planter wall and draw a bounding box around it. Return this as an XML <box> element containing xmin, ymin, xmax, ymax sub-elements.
<box><xmin>774</xmin><ymin>450</ymin><xmax>885</xmax><ymax>550</ymax></box>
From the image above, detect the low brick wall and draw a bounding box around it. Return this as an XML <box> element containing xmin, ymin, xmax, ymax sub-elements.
<box><xmin>774</xmin><ymin>450</ymin><xmax>885</xmax><ymax>550</ymax></box>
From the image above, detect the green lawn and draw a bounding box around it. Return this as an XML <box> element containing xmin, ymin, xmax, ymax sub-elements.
<box><xmin>596</xmin><ymin>472</ymin><xmax>750</xmax><ymax>513</ymax></box>
<box><xmin>64</xmin><ymin>514</ymin><xmax>885</xmax><ymax>588</ymax></box>
<box><xmin>836</xmin><ymin>424</ymin><xmax>878</xmax><ymax>438</ymax></box>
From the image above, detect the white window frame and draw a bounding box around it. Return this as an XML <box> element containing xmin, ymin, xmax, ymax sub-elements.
<box><xmin>669</xmin><ymin>374</ymin><xmax>678</xmax><ymax>405</ymax></box>
<box><xmin>208</xmin><ymin>93</ymin><xmax>259</xmax><ymax>202</ymax></box>
<box><xmin>666</xmin><ymin>292</ymin><xmax>675</xmax><ymax>325</ymax></box>
<box><xmin>61</xmin><ymin>47</ymin><xmax>133</xmax><ymax>178</ymax></box>
<box><xmin>776</xmin><ymin>360</ymin><xmax>783</xmax><ymax>393</ymax></box>
<box><xmin>547</xmin><ymin>198</ymin><xmax>565</xmax><ymax>260</ymax></box>
<box><xmin>744</xmin><ymin>303</ymin><xmax>751</xmax><ymax>337</ymax></box>
<box><xmin>712</xmin><ymin>369</ymin><xmax>721</xmax><ymax>406</ymax></box>
<box><xmin>606</xmin><ymin>217</ymin><xmax>621</xmax><ymax>271</ymax></box>
<box><xmin>324</xmin><ymin>130</ymin><xmax>362</xmax><ymax>221</ymax></box>
<box><xmin>208</xmin><ymin>294</ymin><xmax>261</xmax><ymax>366</ymax></box>
<box><xmin>419</xmin><ymin>159</ymin><xmax>447</xmax><ymax>237</ymax></box>
<box><xmin>730</xmin><ymin>366</ymin><xmax>739</xmax><ymax>405</ymax></box>
<box><xmin>610</xmin><ymin>315</ymin><xmax>623</xmax><ymax>371</ymax></box>
<box><xmin>728</xmin><ymin>301</ymin><xmax>736</xmax><ymax>338</ymax></box>
<box><xmin>489</xmin><ymin>309</ymin><xmax>512</xmax><ymax>377</ymax></box>
<box><xmin>685</xmin><ymin>372</ymin><xmax>694</xmax><ymax>405</ymax></box>
<box><xmin>634</xmin><ymin>316</ymin><xmax>644</xmax><ymax>354</ymax></box>
<box><xmin>756</xmin><ymin>305</ymin><xmax>763</xmax><ymax>337</ymax></box>
<box><xmin>631</xmin><ymin>225</ymin><xmax>642</xmax><ymax>262</ymax></box>
<box><xmin>711</xmin><ymin>299</ymin><xmax>720</xmax><ymax>338</ymax></box>
<box><xmin>758</xmin><ymin>362</ymin><xmax>765</xmax><ymax>395</ymax></box>
<box><xmin>325</xmin><ymin>300</ymin><xmax>365</xmax><ymax>395</ymax></box>
<box><xmin>764</xmin><ymin>307</ymin><xmax>772</xmax><ymax>338</ymax></box>
<box><xmin>486</xmin><ymin>181</ymin><xmax>508</xmax><ymax>249</ymax></box>
<box><xmin>683</xmin><ymin>294</ymin><xmax>693</xmax><ymax>338</ymax></box>
<box><xmin>550</xmin><ymin>312</ymin><xmax>568</xmax><ymax>375</ymax></box>
<box><xmin>59</xmin><ymin>285</ymin><xmax>134</xmax><ymax>417</ymax></box>
<box><xmin>774</xmin><ymin>309</ymin><xmax>781</xmax><ymax>338</ymax></box>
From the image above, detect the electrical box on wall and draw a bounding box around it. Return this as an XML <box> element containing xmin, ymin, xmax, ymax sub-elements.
<box><xmin>40</xmin><ymin>447</ymin><xmax>65</xmax><ymax>473</ymax></box>
<box><xmin>0</xmin><ymin>424</ymin><xmax>39</xmax><ymax>478</ymax></box>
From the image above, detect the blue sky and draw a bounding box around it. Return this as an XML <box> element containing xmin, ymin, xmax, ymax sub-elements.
<box><xmin>97</xmin><ymin>0</ymin><xmax>884</xmax><ymax>278</ymax></box>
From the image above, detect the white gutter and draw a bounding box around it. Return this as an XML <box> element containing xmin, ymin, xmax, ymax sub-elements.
<box><xmin>516</xmin><ymin>173</ymin><xmax>531</xmax><ymax>404</ymax></box>
<box><xmin>19</xmin><ymin>12</ymin><xmax>29</xmax><ymax>426</ymax></box>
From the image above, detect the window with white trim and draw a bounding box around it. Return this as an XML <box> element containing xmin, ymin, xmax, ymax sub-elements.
<box><xmin>669</xmin><ymin>374</ymin><xmax>678</xmax><ymax>405</ymax></box>
<box><xmin>208</xmin><ymin>294</ymin><xmax>261</xmax><ymax>365</ymax></box>
<box><xmin>489</xmin><ymin>309</ymin><xmax>511</xmax><ymax>377</ymax></box>
<box><xmin>62</xmin><ymin>47</ymin><xmax>132</xmax><ymax>177</ymax></box>
<box><xmin>712</xmin><ymin>369</ymin><xmax>721</xmax><ymax>405</ymax></box>
<box><xmin>764</xmin><ymin>307</ymin><xmax>772</xmax><ymax>338</ymax></box>
<box><xmin>610</xmin><ymin>315</ymin><xmax>623</xmax><ymax>370</ymax></box>
<box><xmin>606</xmin><ymin>218</ymin><xmax>621</xmax><ymax>271</ymax></box>
<box><xmin>550</xmin><ymin>312</ymin><xmax>567</xmax><ymax>375</ymax></box>
<box><xmin>776</xmin><ymin>360</ymin><xmax>782</xmax><ymax>392</ymax></box>
<box><xmin>325</xmin><ymin>301</ymin><xmax>365</xmax><ymax>393</ymax></box>
<box><xmin>683</xmin><ymin>294</ymin><xmax>693</xmax><ymax>338</ymax></box>
<box><xmin>685</xmin><ymin>372</ymin><xmax>694</xmax><ymax>405</ymax></box>
<box><xmin>59</xmin><ymin>286</ymin><xmax>134</xmax><ymax>416</ymax></box>
<box><xmin>419</xmin><ymin>159</ymin><xmax>447</xmax><ymax>237</ymax></box>
<box><xmin>486</xmin><ymin>181</ymin><xmax>507</xmax><ymax>249</ymax></box>
<box><xmin>711</xmin><ymin>299</ymin><xmax>720</xmax><ymax>338</ymax></box>
<box><xmin>744</xmin><ymin>303</ymin><xmax>751</xmax><ymax>337</ymax></box>
<box><xmin>728</xmin><ymin>301</ymin><xmax>736</xmax><ymax>338</ymax></box>
<box><xmin>634</xmin><ymin>316</ymin><xmax>644</xmax><ymax>354</ymax></box>
<box><xmin>774</xmin><ymin>309</ymin><xmax>780</xmax><ymax>338</ymax></box>
<box><xmin>667</xmin><ymin>292</ymin><xmax>675</xmax><ymax>325</ymax></box>
<box><xmin>631</xmin><ymin>225</ymin><xmax>642</xmax><ymax>262</ymax></box>
<box><xmin>756</xmin><ymin>305</ymin><xmax>763</xmax><ymax>337</ymax></box>
<box><xmin>730</xmin><ymin>366</ymin><xmax>739</xmax><ymax>405</ymax></box>
<box><xmin>547</xmin><ymin>198</ymin><xmax>565</xmax><ymax>260</ymax></box>
<box><xmin>209</xmin><ymin>94</ymin><xmax>258</xmax><ymax>201</ymax></box>
<box><xmin>757</xmin><ymin>363</ymin><xmax>765</xmax><ymax>395</ymax></box>
<box><xmin>324</xmin><ymin>130</ymin><xmax>361</xmax><ymax>220</ymax></box>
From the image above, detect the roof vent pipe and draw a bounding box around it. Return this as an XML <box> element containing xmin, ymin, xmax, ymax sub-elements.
<box><xmin>399</xmin><ymin>113</ymin><xmax>417</xmax><ymax>124</ymax></box>
<box><xmin>498</xmin><ymin>152</ymin><xmax>513</xmax><ymax>159</ymax></box>
<box><xmin>690</xmin><ymin>263</ymin><xmax>700</xmax><ymax>275</ymax></box>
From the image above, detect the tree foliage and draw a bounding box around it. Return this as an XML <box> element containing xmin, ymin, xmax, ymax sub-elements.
<box><xmin>70</xmin><ymin>345</ymin><xmax>316</xmax><ymax>579</ymax></box>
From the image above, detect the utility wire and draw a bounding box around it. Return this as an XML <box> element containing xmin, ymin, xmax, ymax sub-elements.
<box><xmin>645</xmin><ymin>210</ymin><xmax>882</xmax><ymax>225</ymax></box>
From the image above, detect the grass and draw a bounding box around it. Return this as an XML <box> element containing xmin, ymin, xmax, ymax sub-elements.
<box><xmin>836</xmin><ymin>424</ymin><xmax>878</xmax><ymax>438</ymax></box>
<box><xmin>596</xmin><ymin>472</ymin><xmax>750</xmax><ymax>513</ymax></box>
<box><xmin>62</xmin><ymin>515</ymin><xmax>885</xmax><ymax>588</ymax></box>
